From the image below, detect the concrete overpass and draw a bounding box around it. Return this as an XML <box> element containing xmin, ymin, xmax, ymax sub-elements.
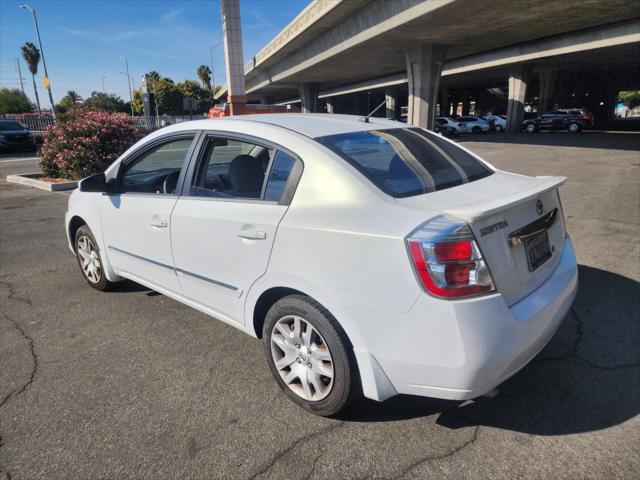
<box><xmin>219</xmin><ymin>0</ymin><xmax>640</xmax><ymax>130</ymax></box>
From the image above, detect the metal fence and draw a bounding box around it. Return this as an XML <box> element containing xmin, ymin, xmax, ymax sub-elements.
<box><xmin>1</xmin><ymin>114</ymin><xmax>207</xmax><ymax>136</ymax></box>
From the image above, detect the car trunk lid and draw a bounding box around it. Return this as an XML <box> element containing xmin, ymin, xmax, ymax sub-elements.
<box><xmin>397</xmin><ymin>172</ymin><xmax>567</xmax><ymax>306</ymax></box>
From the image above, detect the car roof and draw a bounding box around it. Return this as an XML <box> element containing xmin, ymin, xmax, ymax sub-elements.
<box><xmin>156</xmin><ymin>114</ymin><xmax>406</xmax><ymax>139</ymax></box>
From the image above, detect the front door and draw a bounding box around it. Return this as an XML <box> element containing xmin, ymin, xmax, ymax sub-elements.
<box><xmin>101</xmin><ymin>134</ymin><xmax>197</xmax><ymax>293</ymax></box>
<box><xmin>170</xmin><ymin>134</ymin><xmax>301</xmax><ymax>325</ymax></box>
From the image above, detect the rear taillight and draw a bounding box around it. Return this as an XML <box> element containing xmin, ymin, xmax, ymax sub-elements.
<box><xmin>406</xmin><ymin>217</ymin><xmax>495</xmax><ymax>299</ymax></box>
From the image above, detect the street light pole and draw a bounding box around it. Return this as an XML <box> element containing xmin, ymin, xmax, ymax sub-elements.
<box><xmin>118</xmin><ymin>55</ymin><xmax>134</xmax><ymax>116</ymax></box>
<box><xmin>20</xmin><ymin>4</ymin><xmax>56</xmax><ymax>118</ymax></box>
<box><xmin>101</xmin><ymin>76</ymin><xmax>107</xmax><ymax>93</ymax></box>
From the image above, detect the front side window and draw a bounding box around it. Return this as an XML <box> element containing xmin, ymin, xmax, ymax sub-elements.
<box><xmin>121</xmin><ymin>137</ymin><xmax>194</xmax><ymax>194</ymax></box>
<box><xmin>316</xmin><ymin>128</ymin><xmax>493</xmax><ymax>198</ymax></box>
<box><xmin>191</xmin><ymin>137</ymin><xmax>274</xmax><ymax>199</ymax></box>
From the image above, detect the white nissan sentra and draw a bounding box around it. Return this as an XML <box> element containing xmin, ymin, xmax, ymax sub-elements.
<box><xmin>65</xmin><ymin>114</ymin><xmax>578</xmax><ymax>416</ymax></box>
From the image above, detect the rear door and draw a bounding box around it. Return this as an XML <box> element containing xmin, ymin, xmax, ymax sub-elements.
<box><xmin>170</xmin><ymin>133</ymin><xmax>303</xmax><ymax>325</ymax></box>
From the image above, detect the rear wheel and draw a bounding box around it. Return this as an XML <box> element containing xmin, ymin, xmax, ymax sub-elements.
<box><xmin>495</xmin><ymin>124</ymin><xmax>503</xmax><ymax>132</ymax></box>
<box><xmin>568</xmin><ymin>123</ymin><xmax>580</xmax><ymax>133</ymax></box>
<box><xmin>75</xmin><ymin>225</ymin><xmax>113</xmax><ymax>291</ymax></box>
<box><xmin>472</xmin><ymin>126</ymin><xmax>482</xmax><ymax>133</ymax></box>
<box><xmin>525</xmin><ymin>123</ymin><xmax>537</xmax><ymax>133</ymax></box>
<box><xmin>263</xmin><ymin>295</ymin><xmax>360</xmax><ymax>416</ymax></box>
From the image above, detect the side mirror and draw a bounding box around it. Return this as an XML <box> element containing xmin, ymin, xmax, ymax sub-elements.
<box><xmin>79</xmin><ymin>173</ymin><xmax>118</xmax><ymax>194</ymax></box>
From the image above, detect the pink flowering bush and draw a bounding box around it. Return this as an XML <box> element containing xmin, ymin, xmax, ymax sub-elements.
<box><xmin>40</xmin><ymin>107</ymin><xmax>144</xmax><ymax>179</ymax></box>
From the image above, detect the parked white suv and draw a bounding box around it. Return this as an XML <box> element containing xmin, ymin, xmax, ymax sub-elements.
<box><xmin>66</xmin><ymin>114</ymin><xmax>578</xmax><ymax>416</ymax></box>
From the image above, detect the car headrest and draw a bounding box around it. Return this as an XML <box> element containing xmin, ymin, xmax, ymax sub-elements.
<box><xmin>228</xmin><ymin>154</ymin><xmax>264</xmax><ymax>193</ymax></box>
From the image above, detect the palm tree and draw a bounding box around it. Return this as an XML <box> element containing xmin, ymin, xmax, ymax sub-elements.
<box><xmin>21</xmin><ymin>42</ymin><xmax>41</xmax><ymax>113</ymax></box>
<box><xmin>197</xmin><ymin>65</ymin><xmax>212</xmax><ymax>90</ymax></box>
<box><xmin>147</xmin><ymin>71</ymin><xmax>161</xmax><ymax>82</ymax></box>
<box><xmin>66</xmin><ymin>90</ymin><xmax>82</xmax><ymax>105</ymax></box>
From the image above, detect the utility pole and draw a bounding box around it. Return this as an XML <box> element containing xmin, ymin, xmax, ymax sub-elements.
<box><xmin>118</xmin><ymin>55</ymin><xmax>134</xmax><ymax>116</ymax></box>
<box><xmin>210</xmin><ymin>42</ymin><xmax>222</xmax><ymax>98</ymax></box>
<box><xmin>20</xmin><ymin>4</ymin><xmax>56</xmax><ymax>118</ymax></box>
<box><xmin>15</xmin><ymin>59</ymin><xmax>25</xmax><ymax>95</ymax></box>
<box><xmin>101</xmin><ymin>76</ymin><xmax>107</xmax><ymax>93</ymax></box>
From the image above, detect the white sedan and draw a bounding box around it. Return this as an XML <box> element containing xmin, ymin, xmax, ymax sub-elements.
<box><xmin>66</xmin><ymin>114</ymin><xmax>578</xmax><ymax>416</ymax></box>
<box><xmin>482</xmin><ymin>115</ymin><xmax>507</xmax><ymax>132</ymax></box>
<box><xmin>456</xmin><ymin>115</ymin><xmax>491</xmax><ymax>133</ymax></box>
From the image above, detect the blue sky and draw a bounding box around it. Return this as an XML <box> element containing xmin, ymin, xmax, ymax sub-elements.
<box><xmin>0</xmin><ymin>0</ymin><xmax>308</xmax><ymax>104</ymax></box>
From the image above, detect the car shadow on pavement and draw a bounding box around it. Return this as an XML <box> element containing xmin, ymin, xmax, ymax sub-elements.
<box><xmin>107</xmin><ymin>279</ymin><xmax>154</xmax><ymax>294</ymax></box>
<box><xmin>341</xmin><ymin>265</ymin><xmax>640</xmax><ymax>436</ymax></box>
<box><xmin>456</xmin><ymin>132</ymin><xmax>640</xmax><ymax>151</ymax></box>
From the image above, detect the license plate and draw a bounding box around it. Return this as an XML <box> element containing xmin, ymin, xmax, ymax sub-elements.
<box><xmin>524</xmin><ymin>231</ymin><xmax>552</xmax><ymax>272</ymax></box>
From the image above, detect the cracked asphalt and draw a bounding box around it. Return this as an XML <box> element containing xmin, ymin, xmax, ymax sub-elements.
<box><xmin>1</xmin><ymin>132</ymin><xmax>639</xmax><ymax>479</ymax></box>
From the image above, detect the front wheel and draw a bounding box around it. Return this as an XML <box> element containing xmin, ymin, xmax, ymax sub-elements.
<box><xmin>75</xmin><ymin>225</ymin><xmax>113</xmax><ymax>291</ymax></box>
<box><xmin>495</xmin><ymin>125</ymin><xmax>504</xmax><ymax>132</ymax></box>
<box><xmin>263</xmin><ymin>295</ymin><xmax>361</xmax><ymax>416</ymax></box>
<box><xmin>568</xmin><ymin>123</ymin><xmax>580</xmax><ymax>133</ymax></box>
<box><xmin>472</xmin><ymin>126</ymin><xmax>482</xmax><ymax>134</ymax></box>
<box><xmin>525</xmin><ymin>123</ymin><xmax>537</xmax><ymax>133</ymax></box>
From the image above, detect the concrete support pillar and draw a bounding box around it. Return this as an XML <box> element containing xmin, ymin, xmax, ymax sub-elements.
<box><xmin>405</xmin><ymin>44</ymin><xmax>446</xmax><ymax>129</ymax></box>
<box><xmin>506</xmin><ymin>66</ymin><xmax>529</xmax><ymax>132</ymax></box>
<box><xmin>538</xmin><ymin>69</ymin><xmax>557</xmax><ymax>114</ymax></box>
<box><xmin>462</xmin><ymin>97</ymin><xmax>470</xmax><ymax>116</ymax></box>
<box><xmin>439</xmin><ymin>87</ymin><xmax>448</xmax><ymax>116</ymax></box>
<box><xmin>221</xmin><ymin>0</ymin><xmax>247</xmax><ymax>115</ymax></box>
<box><xmin>385</xmin><ymin>87</ymin><xmax>398</xmax><ymax>119</ymax></box>
<box><xmin>298</xmin><ymin>83</ymin><xmax>320</xmax><ymax>113</ymax></box>
<box><xmin>325</xmin><ymin>99</ymin><xmax>334</xmax><ymax>114</ymax></box>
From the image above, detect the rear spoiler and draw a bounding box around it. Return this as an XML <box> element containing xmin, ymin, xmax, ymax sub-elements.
<box><xmin>444</xmin><ymin>176</ymin><xmax>566</xmax><ymax>222</ymax></box>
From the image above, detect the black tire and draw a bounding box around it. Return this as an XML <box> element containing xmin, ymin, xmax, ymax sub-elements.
<box><xmin>568</xmin><ymin>123</ymin><xmax>581</xmax><ymax>133</ymax></box>
<box><xmin>472</xmin><ymin>126</ymin><xmax>482</xmax><ymax>133</ymax></box>
<box><xmin>262</xmin><ymin>294</ymin><xmax>361</xmax><ymax>416</ymax></box>
<box><xmin>74</xmin><ymin>225</ymin><xmax>113</xmax><ymax>291</ymax></box>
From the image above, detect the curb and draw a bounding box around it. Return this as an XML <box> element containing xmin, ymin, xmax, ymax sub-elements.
<box><xmin>6</xmin><ymin>173</ymin><xmax>77</xmax><ymax>192</ymax></box>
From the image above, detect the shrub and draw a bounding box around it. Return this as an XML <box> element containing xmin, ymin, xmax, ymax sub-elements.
<box><xmin>40</xmin><ymin>107</ymin><xmax>144</xmax><ymax>179</ymax></box>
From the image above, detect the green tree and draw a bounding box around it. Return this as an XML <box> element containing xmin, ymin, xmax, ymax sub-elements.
<box><xmin>197</xmin><ymin>65</ymin><xmax>212</xmax><ymax>90</ymax></box>
<box><xmin>0</xmin><ymin>88</ymin><xmax>34</xmax><ymax>114</ymax></box>
<box><xmin>132</xmin><ymin>89</ymin><xmax>144</xmax><ymax>115</ymax></box>
<box><xmin>84</xmin><ymin>91</ymin><xmax>129</xmax><ymax>113</ymax></box>
<box><xmin>178</xmin><ymin>79</ymin><xmax>212</xmax><ymax>113</ymax></box>
<box><xmin>147</xmin><ymin>71</ymin><xmax>161</xmax><ymax>83</ymax></box>
<box><xmin>21</xmin><ymin>42</ymin><xmax>41</xmax><ymax>114</ymax></box>
<box><xmin>56</xmin><ymin>90</ymin><xmax>83</xmax><ymax>112</ymax></box>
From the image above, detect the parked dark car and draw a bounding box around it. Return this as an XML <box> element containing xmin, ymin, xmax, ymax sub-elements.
<box><xmin>0</xmin><ymin>120</ymin><xmax>36</xmax><ymax>152</ymax></box>
<box><xmin>523</xmin><ymin>109</ymin><xmax>594</xmax><ymax>133</ymax></box>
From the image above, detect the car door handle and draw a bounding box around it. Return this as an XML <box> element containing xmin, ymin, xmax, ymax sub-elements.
<box><xmin>149</xmin><ymin>216</ymin><xmax>168</xmax><ymax>228</ymax></box>
<box><xmin>238</xmin><ymin>230</ymin><xmax>266</xmax><ymax>240</ymax></box>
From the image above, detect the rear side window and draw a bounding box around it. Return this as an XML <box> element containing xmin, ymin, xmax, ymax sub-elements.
<box><xmin>264</xmin><ymin>151</ymin><xmax>296</xmax><ymax>201</ymax></box>
<box><xmin>316</xmin><ymin>128</ymin><xmax>493</xmax><ymax>198</ymax></box>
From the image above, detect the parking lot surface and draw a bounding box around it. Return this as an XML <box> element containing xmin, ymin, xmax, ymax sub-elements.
<box><xmin>1</xmin><ymin>132</ymin><xmax>639</xmax><ymax>479</ymax></box>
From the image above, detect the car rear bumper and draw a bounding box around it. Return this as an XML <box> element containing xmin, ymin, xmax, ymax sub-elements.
<box><xmin>351</xmin><ymin>236</ymin><xmax>578</xmax><ymax>401</ymax></box>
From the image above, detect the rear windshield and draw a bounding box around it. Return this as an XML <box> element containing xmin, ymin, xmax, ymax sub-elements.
<box><xmin>316</xmin><ymin>128</ymin><xmax>493</xmax><ymax>198</ymax></box>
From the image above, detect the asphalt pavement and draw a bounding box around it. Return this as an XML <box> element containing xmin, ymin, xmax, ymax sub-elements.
<box><xmin>1</xmin><ymin>132</ymin><xmax>639</xmax><ymax>479</ymax></box>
